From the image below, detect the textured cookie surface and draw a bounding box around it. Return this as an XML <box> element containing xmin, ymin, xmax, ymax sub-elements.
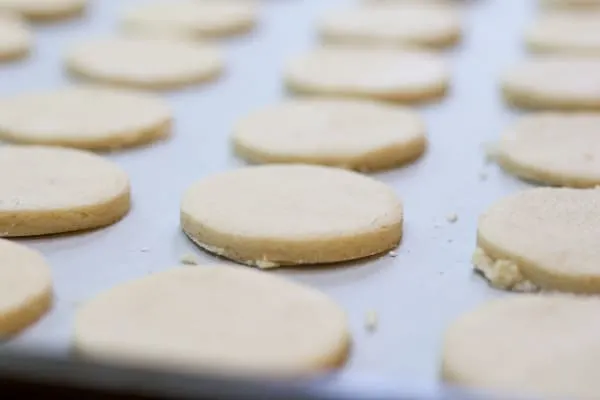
<box><xmin>74</xmin><ymin>265</ymin><xmax>350</xmax><ymax>375</ymax></box>
<box><xmin>475</xmin><ymin>187</ymin><xmax>600</xmax><ymax>293</ymax></box>
<box><xmin>0</xmin><ymin>146</ymin><xmax>130</xmax><ymax>236</ymax></box>
<box><xmin>66</xmin><ymin>38</ymin><xmax>223</xmax><ymax>90</ymax></box>
<box><xmin>232</xmin><ymin>99</ymin><xmax>426</xmax><ymax>171</ymax></box>
<box><xmin>0</xmin><ymin>86</ymin><xmax>171</xmax><ymax>150</ymax></box>
<box><xmin>442</xmin><ymin>294</ymin><xmax>600</xmax><ymax>400</ymax></box>
<box><xmin>285</xmin><ymin>47</ymin><xmax>449</xmax><ymax>102</ymax></box>
<box><xmin>0</xmin><ymin>239</ymin><xmax>52</xmax><ymax>337</ymax></box>
<box><xmin>0</xmin><ymin>12</ymin><xmax>31</xmax><ymax>61</ymax></box>
<box><xmin>181</xmin><ymin>165</ymin><xmax>403</xmax><ymax>267</ymax></box>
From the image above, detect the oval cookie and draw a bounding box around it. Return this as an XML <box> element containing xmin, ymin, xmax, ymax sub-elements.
<box><xmin>0</xmin><ymin>12</ymin><xmax>31</xmax><ymax>61</ymax></box>
<box><xmin>526</xmin><ymin>11</ymin><xmax>600</xmax><ymax>54</ymax></box>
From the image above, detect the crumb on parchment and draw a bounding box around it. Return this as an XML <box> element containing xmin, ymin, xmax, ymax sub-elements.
<box><xmin>180</xmin><ymin>253</ymin><xmax>198</xmax><ymax>265</ymax></box>
<box><xmin>446</xmin><ymin>213</ymin><xmax>458</xmax><ymax>223</ymax></box>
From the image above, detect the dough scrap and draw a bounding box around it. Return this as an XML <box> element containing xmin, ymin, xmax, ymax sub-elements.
<box><xmin>121</xmin><ymin>0</ymin><xmax>257</xmax><ymax>39</ymax></box>
<box><xmin>442</xmin><ymin>294</ymin><xmax>600</xmax><ymax>400</ymax></box>
<box><xmin>0</xmin><ymin>0</ymin><xmax>86</xmax><ymax>21</ymax></box>
<box><xmin>232</xmin><ymin>99</ymin><xmax>426</xmax><ymax>171</ymax></box>
<box><xmin>181</xmin><ymin>165</ymin><xmax>403</xmax><ymax>267</ymax></box>
<box><xmin>284</xmin><ymin>47</ymin><xmax>449</xmax><ymax>102</ymax></box>
<box><xmin>74</xmin><ymin>265</ymin><xmax>350</xmax><ymax>375</ymax></box>
<box><xmin>502</xmin><ymin>56</ymin><xmax>600</xmax><ymax>110</ymax></box>
<box><xmin>0</xmin><ymin>239</ymin><xmax>52</xmax><ymax>337</ymax></box>
<box><xmin>0</xmin><ymin>145</ymin><xmax>130</xmax><ymax>237</ymax></box>
<box><xmin>472</xmin><ymin>247</ymin><xmax>539</xmax><ymax>292</ymax></box>
<box><xmin>495</xmin><ymin>113</ymin><xmax>600</xmax><ymax>187</ymax></box>
<box><xmin>526</xmin><ymin>11</ymin><xmax>600</xmax><ymax>54</ymax></box>
<box><xmin>476</xmin><ymin>187</ymin><xmax>600</xmax><ymax>293</ymax></box>
<box><xmin>0</xmin><ymin>12</ymin><xmax>31</xmax><ymax>61</ymax></box>
<box><xmin>0</xmin><ymin>86</ymin><xmax>171</xmax><ymax>150</ymax></box>
<box><xmin>65</xmin><ymin>38</ymin><xmax>223</xmax><ymax>90</ymax></box>
<box><xmin>319</xmin><ymin>4</ymin><xmax>461</xmax><ymax>48</ymax></box>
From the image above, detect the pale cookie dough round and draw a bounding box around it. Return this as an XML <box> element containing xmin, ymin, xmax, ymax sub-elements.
<box><xmin>502</xmin><ymin>57</ymin><xmax>600</xmax><ymax>109</ymax></box>
<box><xmin>121</xmin><ymin>1</ymin><xmax>257</xmax><ymax>39</ymax></box>
<box><xmin>0</xmin><ymin>86</ymin><xmax>171</xmax><ymax>150</ymax></box>
<box><xmin>442</xmin><ymin>294</ymin><xmax>600</xmax><ymax>400</ymax></box>
<box><xmin>65</xmin><ymin>38</ymin><xmax>223</xmax><ymax>90</ymax></box>
<box><xmin>181</xmin><ymin>165</ymin><xmax>403</xmax><ymax>268</ymax></box>
<box><xmin>319</xmin><ymin>4</ymin><xmax>461</xmax><ymax>49</ymax></box>
<box><xmin>0</xmin><ymin>0</ymin><xmax>86</xmax><ymax>21</ymax></box>
<box><xmin>0</xmin><ymin>146</ymin><xmax>130</xmax><ymax>237</ymax></box>
<box><xmin>74</xmin><ymin>265</ymin><xmax>350</xmax><ymax>375</ymax></box>
<box><xmin>495</xmin><ymin>113</ymin><xmax>600</xmax><ymax>187</ymax></box>
<box><xmin>284</xmin><ymin>47</ymin><xmax>449</xmax><ymax>102</ymax></box>
<box><xmin>0</xmin><ymin>239</ymin><xmax>52</xmax><ymax>337</ymax></box>
<box><xmin>0</xmin><ymin>12</ymin><xmax>31</xmax><ymax>61</ymax></box>
<box><xmin>526</xmin><ymin>11</ymin><xmax>600</xmax><ymax>54</ymax></box>
<box><xmin>474</xmin><ymin>187</ymin><xmax>600</xmax><ymax>293</ymax></box>
<box><xmin>232</xmin><ymin>99</ymin><xmax>427</xmax><ymax>171</ymax></box>
<box><xmin>540</xmin><ymin>0</ymin><xmax>600</xmax><ymax>8</ymax></box>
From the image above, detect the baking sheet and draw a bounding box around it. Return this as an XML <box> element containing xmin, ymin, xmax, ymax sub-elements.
<box><xmin>0</xmin><ymin>0</ymin><xmax>537</xmax><ymax>394</ymax></box>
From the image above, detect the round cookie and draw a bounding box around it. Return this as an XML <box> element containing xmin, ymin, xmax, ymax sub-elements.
<box><xmin>0</xmin><ymin>86</ymin><xmax>171</xmax><ymax>150</ymax></box>
<box><xmin>502</xmin><ymin>57</ymin><xmax>600</xmax><ymax>109</ymax></box>
<box><xmin>319</xmin><ymin>4</ymin><xmax>461</xmax><ymax>49</ymax></box>
<box><xmin>121</xmin><ymin>1</ymin><xmax>257</xmax><ymax>39</ymax></box>
<box><xmin>284</xmin><ymin>47</ymin><xmax>449</xmax><ymax>102</ymax></box>
<box><xmin>0</xmin><ymin>12</ymin><xmax>31</xmax><ymax>61</ymax></box>
<box><xmin>442</xmin><ymin>294</ymin><xmax>600</xmax><ymax>400</ymax></box>
<box><xmin>74</xmin><ymin>265</ymin><xmax>350</xmax><ymax>375</ymax></box>
<box><xmin>526</xmin><ymin>11</ymin><xmax>600</xmax><ymax>54</ymax></box>
<box><xmin>494</xmin><ymin>113</ymin><xmax>600</xmax><ymax>187</ymax></box>
<box><xmin>0</xmin><ymin>0</ymin><xmax>86</xmax><ymax>21</ymax></box>
<box><xmin>232</xmin><ymin>99</ymin><xmax>426</xmax><ymax>171</ymax></box>
<box><xmin>0</xmin><ymin>239</ymin><xmax>52</xmax><ymax>337</ymax></box>
<box><xmin>181</xmin><ymin>165</ymin><xmax>403</xmax><ymax>268</ymax></box>
<box><xmin>0</xmin><ymin>146</ymin><xmax>130</xmax><ymax>237</ymax></box>
<box><xmin>540</xmin><ymin>0</ymin><xmax>600</xmax><ymax>8</ymax></box>
<box><xmin>474</xmin><ymin>187</ymin><xmax>600</xmax><ymax>293</ymax></box>
<box><xmin>65</xmin><ymin>38</ymin><xmax>223</xmax><ymax>90</ymax></box>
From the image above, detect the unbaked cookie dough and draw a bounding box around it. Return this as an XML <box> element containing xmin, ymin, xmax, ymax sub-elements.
<box><xmin>232</xmin><ymin>99</ymin><xmax>426</xmax><ymax>171</ymax></box>
<box><xmin>494</xmin><ymin>113</ymin><xmax>600</xmax><ymax>187</ymax></box>
<box><xmin>540</xmin><ymin>0</ymin><xmax>600</xmax><ymax>8</ymax></box>
<box><xmin>319</xmin><ymin>4</ymin><xmax>461</xmax><ymax>48</ymax></box>
<box><xmin>284</xmin><ymin>47</ymin><xmax>449</xmax><ymax>102</ymax></box>
<box><xmin>121</xmin><ymin>1</ymin><xmax>257</xmax><ymax>39</ymax></box>
<box><xmin>0</xmin><ymin>0</ymin><xmax>86</xmax><ymax>21</ymax></box>
<box><xmin>181</xmin><ymin>165</ymin><xmax>403</xmax><ymax>268</ymax></box>
<box><xmin>0</xmin><ymin>146</ymin><xmax>130</xmax><ymax>236</ymax></box>
<box><xmin>0</xmin><ymin>239</ymin><xmax>52</xmax><ymax>337</ymax></box>
<box><xmin>526</xmin><ymin>11</ymin><xmax>600</xmax><ymax>54</ymax></box>
<box><xmin>0</xmin><ymin>86</ymin><xmax>171</xmax><ymax>150</ymax></box>
<box><xmin>474</xmin><ymin>187</ymin><xmax>600</xmax><ymax>293</ymax></box>
<box><xmin>65</xmin><ymin>38</ymin><xmax>223</xmax><ymax>90</ymax></box>
<box><xmin>442</xmin><ymin>294</ymin><xmax>600</xmax><ymax>400</ymax></box>
<box><xmin>502</xmin><ymin>57</ymin><xmax>600</xmax><ymax>109</ymax></box>
<box><xmin>74</xmin><ymin>265</ymin><xmax>350</xmax><ymax>375</ymax></box>
<box><xmin>0</xmin><ymin>12</ymin><xmax>31</xmax><ymax>61</ymax></box>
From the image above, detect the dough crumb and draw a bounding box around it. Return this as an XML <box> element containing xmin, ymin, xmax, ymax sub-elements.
<box><xmin>180</xmin><ymin>253</ymin><xmax>198</xmax><ymax>265</ymax></box>
<box><xmin>446</xmin><ymin>213</ymin><xmax>458</xmax><ymax>223</ymax></box>
<box><xmin>365</xmin><ymin>310</ymin><xmax>378</xmax><ymax>332</ymax></box>
<box><xmin>472</xmin><ymin>247</ymin><xmax>539</xmax><ymax>292</ymax></box>
<box><xmin>389</xmin><ymin>251</ymin><xmax>398</xmax><ymax>257</ymax></box>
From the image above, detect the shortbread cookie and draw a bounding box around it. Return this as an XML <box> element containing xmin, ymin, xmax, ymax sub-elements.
<box><xmin>442</xmin><ymin>294</ymin><xmax>600</xmax><ymax>400</ymax></box>
<box><xmin>0</xmin><ymin>12</ymin><xmax>31</xmax><ymax>61</ymax></box>
<box><xmin>0</xmin><ymin>0</ymin><xmax>86</xmax><ymax>21</ymax></box>
<box><xmin>65</xmin><ymin>38</ymin><xmax>223</xmax><ymax>90</ymax></box>
<box><xmin>526</xmin><ymin>11</ymin><xmax>600</xmax><ymax>54</ymax></box>
<box><xmin>121</xmin><ymin>1</ymin><xmax>257</xmax><ymax>39</ymax></box>
<box><xmin>0</xmin><ymin>239</ymin><xmax>52</xmax><ymax>337</ymax></box>
<box><xmin>495</xmin><ymin>113</ymin><xmax>600</xmax><ymax>187</ymax></box>
<box><xmin>0</xmin><ymin>146</ymin><xmax>130</xmax><ymax>236</ymax></box>
<box><xmin>74</xmin><ymin>265</ymin><xmax>350</xmax><ymax>375</ymax></box>
<box><xmin>232</xmin><ymin>99</ymin><xmax>426</xmax><ymax>171</ymax></box>
<box><xmin>0</xmin><ymin>86</ymin><xmax>171</xmax><ymax>150</ymax></box>
<box><xmin>285</xmin><ymin>47</ymin><xmax>449</xmax><ymax>102</ymax></box>
<box><xmin>474</xmin><ymin>187</ymin><xmax>600</xmax><ymax>293</ymax></box>
<box><xmin>319</xmin><ymin>4</ymin><xmax>461</xmax><ymax>48</ymax></box>
<box><xmin>502</xmin><ymin>57</ymin><xmax>600</xmax><ymax>109</ymax></box>
<box><xmin>181</xmin><ymin>165</ymin><xmax>403</xmax><ymax>268</ymax></box>
<box><xmin>541</xmin><ymin>0</ymin><xmax>600</xmax><ymax>8</ymax></box>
